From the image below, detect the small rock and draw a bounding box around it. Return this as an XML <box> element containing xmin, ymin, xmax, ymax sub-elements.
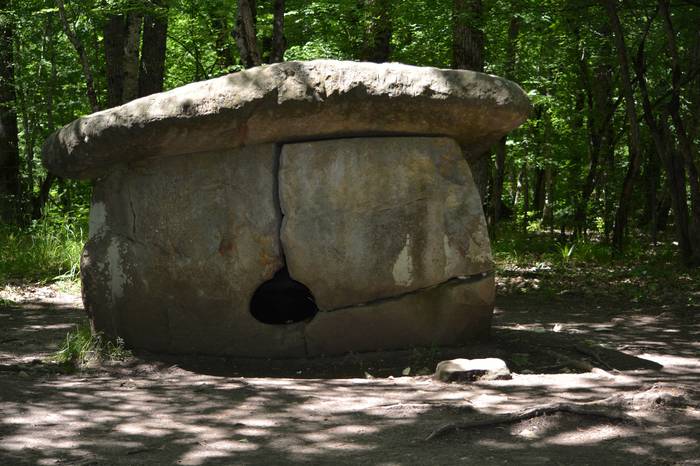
<box><xmin>434</xmin><ymin>358</ymin><xmax>511</xmax><ymax>383</ymax></box>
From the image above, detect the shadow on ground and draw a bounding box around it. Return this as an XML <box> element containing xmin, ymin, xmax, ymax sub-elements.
<box><xmin>0</xmin><ymin>288</ymin><xmax>698</xmax><ymax>465</ymax></box>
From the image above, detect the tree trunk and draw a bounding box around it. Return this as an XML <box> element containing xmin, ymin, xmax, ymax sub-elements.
<box><xmin>656</xmin><ymin>187</ymin><xmax>672</xmax><ymax>232</ymax></box>
<box><xmin>104</xmin><ymin>14</ymin><xmax>125</xmax><ymax>108</ymax></box>
<box><xmin>491</xmin><ymin>16</ymin><xmax>519</xmax><ymax>233</ymax></box>
<box><xmin>636</xmin><ymin>33</ymin><xmax>695</xmax><ymax>264</ymax></box>
<box><xmin>491</xmin><ymin>137</ymin><xmax>507</xmax><ymax>230</ymax></box>
<box><xmin>139</xmin><ymin>2</ymin><xmax>168</xmax><ymax>97</ymax></box>
<box><xmin>542</xmin><ymin>167</ymin><xmax>554</xmax><ymax>230</ymax></box>
<box><xmin>659</xmin><ymin>0</ymin><xmax>700</xmax><ymax>265</ymax></box>
<box><xmin>452</xmin><ymin>0</ymin><xmax>484</xmax><ymax>72</ymax></box>
<box><xmin>55</xmin><ymin>0</ymin><xmax>100</xmax><ymax>112</ymax></box>
<box><xmin>33</xmin><ymin>17</ymin><xmax>58</xmax><ymax>219</ymax></box>
<box><xmin>122</xmin><ymin>12</ymin><xmax>142</xmax><ymax>103</ymax></box>
<box><xmin>453</xmin><ymin>0</ymin><xmax>487</xmax><ymax>207</ymax></box>
<box><xmin>533</xmin><ymin>168</ymin><xmax>546</xmax><ymax>215</ymax></box>
<box><xmin>603</xmin><ymin>0</ymin><xmax>644</xmax><ymax>254</ymax></box>
<box><xmin>213</xmin><ymin>15</ymin><xmax>234</xmax><ymax>72</ymax></box>
<box><xmin>235</xmin><ymin>0</ymin><xmax>261</xmax><ymax>68</ymax></box>
<box><xmin>602</xmin><ymin>142</ymin><xmax>616</xmax><ymax>240</ymax></box>
<box><xmin>269</xmin><ymin>0</ymin><xmax>286</xmax><ymax>63</ymax></box>
<box><xmin>521</xmin><ymin>163</ymin><xmax>530</xmax><ymax>233</ymax></box>
<box><xmin>575</xmin><ymin>49</ymin><xmax>614</xmax><ymax>236</ymax></box>
<box><xmin>0</xmin><ymin>0</ymin><xmax>20</xmax><ymax>222</ymax></box>
<box><xmin>643</xmin><ymin>143</ymin><xmax>660</xmax><ymax>245</ymax></box>
<box><xmin>360</xmin><ymin>0</ymin><xmax>392</xmax><ymax>62</ymax></box>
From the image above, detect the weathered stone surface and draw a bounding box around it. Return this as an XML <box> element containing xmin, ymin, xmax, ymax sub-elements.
<box><xmin>81</xmin><ymin>144</ymin><xmax>307</xmax><ymax>357</ymax></box>
<box><xmin>280</xmin><ymin>137</ymin><xmax>492</xmax><ymax>310</ymax></box>
<box><xmin>46</xmin><ymin>59</ymin><xmax>532</xmax><ymax>357</ymax></box>
<box><xmin>434</xmin><ymin>357</ymin><xmax>511</xmax><ymax>383</ymax></box>
<box><xmin>42</xmin><ymin>60</ymin><xmax>530</xmax><ymax>180</ymax></box>
<box><xmin>305</xmin><ymin>274</ymin><xmax>494</xmax><ymax>356</ymax></box>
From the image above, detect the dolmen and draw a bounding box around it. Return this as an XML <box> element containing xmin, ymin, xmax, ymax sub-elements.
<box><xmin>42</xmin><ymin>60</ymin><xmax>530</xmax><ymax>357</ymax></box>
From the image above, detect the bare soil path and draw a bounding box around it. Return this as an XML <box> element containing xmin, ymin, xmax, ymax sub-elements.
<box><xmin>0</xmin><ymin>283</ymin><xmax>698</xmax><ymax>465</ymax></box>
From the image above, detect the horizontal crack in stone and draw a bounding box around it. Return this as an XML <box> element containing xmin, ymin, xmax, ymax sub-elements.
<box><xmin>321</xmin><ymin>271</ymin><xmax>494</xmax><ymax>313</ymax></box>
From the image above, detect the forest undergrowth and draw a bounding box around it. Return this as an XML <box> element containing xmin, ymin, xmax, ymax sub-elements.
<box><xmin>494</xmin><ymin>222</ymin><xmax>700</xmax><ymax>311</ymax></box>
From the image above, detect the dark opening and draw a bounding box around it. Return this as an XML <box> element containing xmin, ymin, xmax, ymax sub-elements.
<box><xmin>250</xmin><ymin>268</ymin><xmax>319</xmax><ymax>325</ymax></box>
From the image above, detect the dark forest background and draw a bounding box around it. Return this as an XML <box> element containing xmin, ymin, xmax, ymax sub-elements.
<box><xmin>1</xmin><ymin>0</ymin><xmax>699</xmax><ymax>286</ymax></box>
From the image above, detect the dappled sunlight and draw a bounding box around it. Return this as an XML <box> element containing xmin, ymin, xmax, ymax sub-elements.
<box><xmin>2</xmin><ymin>365</ymin><xmax>698</xmax><ymax>464</ymax></box>
<box><xmin>543</xmin><ymin>423</ymin><xmax>635</xmax><ymax>445</ymax></box>
<box><xmin>1</xmin><ymin>288</ymin><xmax>698</xmax><ymax>464</ymax></box>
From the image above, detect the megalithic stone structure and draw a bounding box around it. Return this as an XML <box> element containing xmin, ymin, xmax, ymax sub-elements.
<box><xmin>42</xmin><ymin>60</ymin><xmax>530</xmax><ymax>357</ymax></box>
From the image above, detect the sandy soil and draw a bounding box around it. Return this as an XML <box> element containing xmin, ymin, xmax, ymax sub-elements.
<box><xmin>0</xmin><ymin>284</ymin><xmax>698</xmax><ymax>465</ymax></box>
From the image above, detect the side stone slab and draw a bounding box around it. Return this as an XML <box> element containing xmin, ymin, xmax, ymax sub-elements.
<box><xmin>279</xmin><ymin>137</ymin><xmax>492</xmax><ymax>311</ymax></box>
<box><xmin>81</xmin><ymin>144</ymin><xmax>307</xmax><ymax>357</ymax></box>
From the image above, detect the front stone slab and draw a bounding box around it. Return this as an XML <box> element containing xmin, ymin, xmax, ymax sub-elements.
<box><xmin>82</xmin><ymin>144</ymin><xmax>307</xmax><ymax>357</ymax></box>
<box><xmin>280</xmin><ymin>137</ymin><xmax>492</xmax><ymax>311</ymax></box>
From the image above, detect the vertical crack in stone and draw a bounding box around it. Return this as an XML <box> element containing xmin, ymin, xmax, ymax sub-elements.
<box><xmin>274</xmin><ymin>143</ymin><xmax>310</xmax><ymax>356</ymax></box>
<box><xmin>128</xmin><ymin>182</ymin><xmax>137</xmax><ymax>238</ymax></box>
<box><xmin>273</xmin><ymin>142</ymin><xmax>286</xmax><ymax>264</ymax></box>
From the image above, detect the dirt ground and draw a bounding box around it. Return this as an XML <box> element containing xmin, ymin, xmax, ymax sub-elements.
<box><xmin>0</xmin><ymin>280</ymin><xmax>698</xmax><ymax>465</ymax></box>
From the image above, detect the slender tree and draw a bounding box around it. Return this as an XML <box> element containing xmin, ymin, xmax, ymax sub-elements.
<box><xmin>270</xmin><ymin>0</ymin><xmax>285</xmax><ymax>63</ymax></box>
<box><xmin>122</xmin><ymin>12</ymin><xmax>143</xmax><ymax>102</ymax></box>
<box><xmin>234</xmin><ymin>0</ymin><xmax>261</xmax><ymax>68</ymax></box>
<box><xmin>104</xmin><ymin>13</ymin><xmax>126</xmax><ymax>108</ymax></box>
<box><xmin>491</xmin><ymin>15</ymin><xmax>519</xmax><ymax>233</ymax></box>
<box><xmin>452</xmin><ymin>0</ymin><xmax>488</xmax><ymax>205</ymax></box>
<box><xmin>602</xmin><ymin>0</ymin><xmax>644</xmax><ymax>253</ymax></box>
<box><xmin>139</xmin><ymin>1</ymin><xmax>168</xmax><ymax>97</ymax></box>
<box><xmin>0</xmin><ymin>0</ymin><xmax>20</xmax><ymax>221</ymax></box>
<box><xmin>360</xmin><ymin>0</ymin><xmax>392</xmax><ymax>62</ymax></box>
<box><xmin>55</xmin><ymin>0</ymin><xmax>100</xmax><ymax>112</ymax></box>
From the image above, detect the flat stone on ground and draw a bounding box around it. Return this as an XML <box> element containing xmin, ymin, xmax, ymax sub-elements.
<box><xmin>434</xmin><ymin>357</ymin><xmax>511</xmax><ymax>383</ymax></box>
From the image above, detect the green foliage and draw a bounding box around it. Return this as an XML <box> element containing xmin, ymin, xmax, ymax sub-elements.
<box><xmin>556</xmin><ymin>242</ymin><xmax>575</xmax><ymax>265</ymax></box>
<box><xmin>53</xmin><ymin>324</ymin><xmax>131</xmax><ymax>368</ymax></box>
<box><xmin>495</xmin><ymin>223</ymin><xmax>616</xmax><ymax>268</ymax></box>
<box><xmin>4</xmin><ymin>0</ymin><xmax>700</xmax><ymax>269</ymax></box>
<box><xmin>285</xmin><ymin>39</ymin><xmax>346</xmax><ymax>61</ymax></box>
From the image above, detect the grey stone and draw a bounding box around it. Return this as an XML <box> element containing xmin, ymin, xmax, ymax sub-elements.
<box><xmin>280</xmin><ymin>137</ymin><xmax>492</xmax><ymax>310</ymax></box>
<box><xmin>305</xmin><ymin>274</ymin><xmax>494</xmax><ymax>356</ymax></box>
<box><xmin>42</xmin><ymin>60</ymin><xmax>530</xmax><ymax>180</ymax></box>
<box><xmin>81</xmin><ymin>144</ymin><xmax>307</xmax><ymax>357</ymax></box>
<box><xmin>434</xmin><ymin>357</ymin><xmax>511</xmax><ymax>383</ymax></box>
<box><xmin>43</xmin><ymin>60</ymin><xmax>533</xmax><ymax>358</ymax></box>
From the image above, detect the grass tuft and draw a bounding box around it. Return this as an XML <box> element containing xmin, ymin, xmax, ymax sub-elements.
<box><xmin>53</xmin><ymin>324</ymin><xmax>132</xmax><ymax>368</ymax></box>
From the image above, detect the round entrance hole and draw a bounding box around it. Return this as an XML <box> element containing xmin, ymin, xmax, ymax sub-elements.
<box><xmin>250</xmin><ymin>268</ymin><xmax>319</xmax><ymax>325</ymax></box>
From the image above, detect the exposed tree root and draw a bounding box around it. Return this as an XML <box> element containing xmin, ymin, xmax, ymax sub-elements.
<box><xmin>573</xmin><ymin>344</ymin><xmax>616</xmax><ymax>371</ymax></box>
<box><xmin>543</xmin><ymin>348</ymin><xmax>595</xmax><ymax>372</ymax></box>
<box><xmin>425</xmin><ymin>398</ymin><xmax>642</xmax><ymax>441</ymax></box>
<box><xmin>426</xmin><ymin>384</ymin><xmax>699</xmax><ymax>441</ymax></box>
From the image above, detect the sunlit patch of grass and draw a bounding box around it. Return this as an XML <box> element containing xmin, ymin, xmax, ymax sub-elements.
<box><xmin>0</xmin><ymin>218</ymin><xmax>85</xmax><ymax>286</ymax></box>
